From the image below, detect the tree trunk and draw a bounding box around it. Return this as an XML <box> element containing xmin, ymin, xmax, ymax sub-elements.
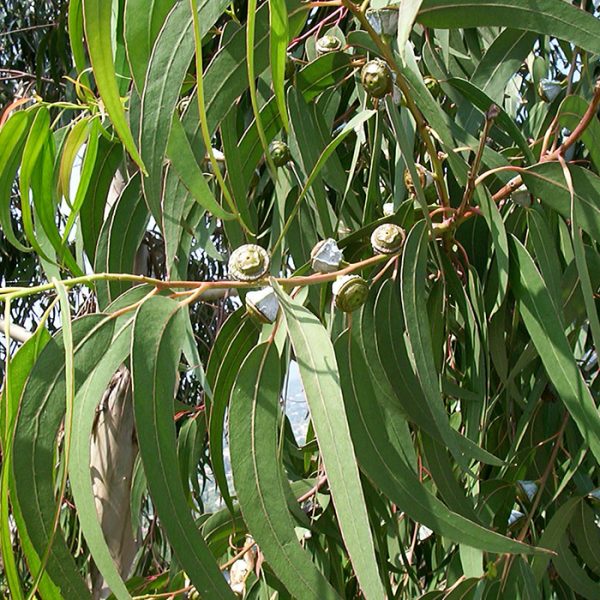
<box><xmin>90</xmin><ymin>367</ymin><xmax>139</xmax><ymax>599</ymax></box>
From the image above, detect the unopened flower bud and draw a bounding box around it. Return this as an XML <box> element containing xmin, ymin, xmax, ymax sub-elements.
<box><xmin>404</xmin><ymin>164</ymin><xmax>434</xmax><ymax>195</ymax></box>
<box><xmin>269</xmin><ymin>140</ymin><xmax>291</xmax><ymax>167</ymax></box>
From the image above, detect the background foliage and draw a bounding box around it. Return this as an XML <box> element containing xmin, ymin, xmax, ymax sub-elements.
<box><xmin>1</xmin><ymin>0</ymin><xmax>599</xmax><ymax>598</ymax></box>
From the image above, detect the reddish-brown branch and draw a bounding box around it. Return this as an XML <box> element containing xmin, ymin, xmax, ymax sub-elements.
<box><xmin>491</xmin><ymin>80</ymin><xmax>600</xmax><ymax>204</ymax></box>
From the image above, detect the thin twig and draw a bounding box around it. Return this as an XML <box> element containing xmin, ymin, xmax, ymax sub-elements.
<box><xmin>491</xmin><ymin>80</ymin><xmax>600</xmax><ymax>204</ymax></box>
<box><xmin>457</xmin><ymin>104</ymin><xmax>499</xmax><ymax>216</ymax></box>
<box><xmin>341</xmin><ymin>0</ymin><xmax>451</xmax><ymax>207</ymax></box>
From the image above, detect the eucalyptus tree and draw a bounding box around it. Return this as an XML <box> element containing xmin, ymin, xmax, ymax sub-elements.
<box><xmin>1</xmin><ymin>1</ymin><xmax>600</xmax><ymax>599</ymax></box>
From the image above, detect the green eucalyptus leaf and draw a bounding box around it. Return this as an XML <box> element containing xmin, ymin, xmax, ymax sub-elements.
<box><xmin>229</xmin><ymin>342</ymin><xmax>340</xmax><ymax>599</ymax></box>
<box><xmin>131</xmin><ymin>296</ymin><xmax>235</xmax><ymax>598</ymax></box>
<box><xmin>274</xmin><ymin>281</ymin><xmax>387</xmax><ymax>600</ymax></box>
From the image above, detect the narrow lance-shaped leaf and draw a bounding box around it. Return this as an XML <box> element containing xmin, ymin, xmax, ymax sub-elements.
<box><xmin>82</xmin><ymin>0</ymin><xmax>146</xmax><ymax>171</ymax></box>
<box><xmin>335</xmin><ymin>330</ymin><xmax>541</xmax><ymax>555</ymax></box>
<box><xmin>229</xmin><ymin>342</ymin><xmax>340</xmax><ymax>600</ymax></box>
<box><xmin>397</xmin><ymin>1</ymin><xmax>424</xmax><ymax>62</ymax></box>
<box><xmin>67</xmin><ymin>0</ymin><xmax>90</xmax><ymax>87</ymax></box>
<box><xmin>139</xmin><ymin>0</ymin><xmax>229</xmax><ymax>221</ymax></box>
<box><xmin>207</xmin><ymin>312</ymin><xmax>259</xmax><ymax>512</ymax></box>
<box><xmin>0</xmin><ymin>111</ymin><xmax>33</xmax><ymax>252</ymax></box>
<box><xmin>275</xmin><ymin>109</ymin><xmax>375</xmax><ymax>249</ymax></box>
<box><xmin>166</xmin><ymin>113</ymin><xmax>234</xmax><ymax>221</ymax></box>
<box><xmin>273</xmin><ymin>281</ymin><xmax>386</xmax><ymax>600</ymax></box>
<box><xmin>478</xmin><ymin>189</ymin><xmax>509</xmax><ymax>316</ymax></box>
<box><xmin>417</xmin><ymin>0</ymin><xmax>600</xmax><ymax>56</ymax></box>
<box><xmin>69</xmin><ymin>322</ymin><xmax>133</xmax><ymax>600</ymax></box>
<box><xmin>124</xmin><ymin>0</ymin><xmax>177</xmax><ymax>91</ymax></box>
<box><xmin>270</xmin><ymin>0</ymin><xmax>290</xmax><ymax>131</ymax></box>
<box><xmin>3</xmin><ymin>327</ymin><xmax>57</xmax><ymax>600</ymax></box>
<box><xmin>521</xmin><ymin>162</ymin><xmax>600</xmax><ymax>244</ymax></box>
<box><xmin>1</xmin><ymin>302</ymin><xmax>28</xmax><ymax>600</ymax></box>
<box><xmin>57</xmin><ymin>116</ymin><xmax>90</xmax><ymax>204</ymax></box>
<box><xmin>510</xmin><ymin>237</ymin><xmax>600</xmax><ymax>464</ymax></box>
<box><xmin>13</xmin><ymin>316</ymin><xmax>115</xmax><ymax>599</ymax></box>
<box><xmin>18</xmin><ymin>107</ymin><xmax>53</xmax><ymax>261</ymax></box>
<box><xmin>567</xmin><ymin>166</ymin><xmax>600</xmax><ymax>357</ymax></box>
<box><xmin>401</xmin><ymin>221</ymin><xmax>487</xmax><ymax>469</ymax></box>
<box><xmin>131</xmin><ymin>296</ymin><xmax>235</xmax><ymax>599</ymax></box>
<box><xmin>553</xmin><ymin>535</ymin><xmax>600</xmax><ymax>600</ymax></box>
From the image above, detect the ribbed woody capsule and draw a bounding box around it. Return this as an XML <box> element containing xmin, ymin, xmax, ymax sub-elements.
<box><xmin>370</xmin><ymin>223</ymin><xmax>406</xmax><ymax>255</ymax></box>
<box><xmin>269</xmin><ymin>140</ymin><xmax>291</xmax><ymax>167</ymax></box>
<box><xmin>360</xmin><ymin>59</ymin><xmax>393</xmax><ymax>98</ymax></box>
<box><xmin>316</xmin><ymin>34</ymin><xmax>342</xmax><ymax>55</ymax></box>
<box><xmin>332</xmin><ymin>275</ymin><xmax>369</xmax><ymax>313</ymax></box>
<box><xmin>403</xmin><ymin>164</ymin><xmax>434</xmax><ymax>195</ymax></box>
<box><xmin>228</xmin><ymin>244</ymin><xmax>270</xmax><ymax>282</ymax></box>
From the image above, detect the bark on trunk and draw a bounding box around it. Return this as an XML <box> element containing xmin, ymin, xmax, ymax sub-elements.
<box><xmin>90</xmin><ymin>367</ymin><xmax>139</xmax><ymax>600</ymax></box>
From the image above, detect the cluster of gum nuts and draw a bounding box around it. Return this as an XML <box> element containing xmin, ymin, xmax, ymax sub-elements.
<box><xmin>227</xmin><ymin>223</ymin><xmax>406</xmax><ymax>324</ymax></box>
<box><xmin>268</xmin><ymin>40</ymin><xmax>394</xmax><ymax>168</ymax></box>
<box><xmin>236</xmin><ymin>40</ymin><xmax>400</xmax><ymax>324</ymax></box>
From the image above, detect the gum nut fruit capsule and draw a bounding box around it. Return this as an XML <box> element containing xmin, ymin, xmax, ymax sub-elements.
<box><xmin>316</xmin><ymin>34</ymin><xmax>342</xmax><ymax>55</ymax></box>
<box><xmin>246</xmin><ymin>287</ymin><xmax>280</xmax><ymax>324</ymax></box>
<box><xmin>311</xmin><ymin>238</ymin><xmax>343</xmax><ymax>273</ymax></box>
<box><xmin>511</xmin><ymin>184</ymin><xmax>531</xmax><ymax>207</ymax></box>
<box><xmin>371</xmin><ymin>223</ymin><xmax>406</xmax><ymax>255</ymax></box>
<box><xmin>332</xmin><ymin>275</ymin><xmax>369</xmax><ymax>313</ymax></box>
<box><xmin>269</xmin><ymin>140</ymin><xmax>291</xmax><ymax>167</ymax></box>
<box><xmin>360</xmin><ymin>59</ymin><xmax>393</xmax><ymax>98</ymax></box>
<box><xmin>383</xmin><ymin>202</ymin><xmax>395</xmax><ymax>217</ymax></box>
<box><xmin>228</xmin><ymin>244</ymin><xmax>270</xmax><ymax>282</ymax></box>
<box><xmin>403</xmin><ymin>164</ymin><xmax>433</xmax><ymax>194</ymax></box>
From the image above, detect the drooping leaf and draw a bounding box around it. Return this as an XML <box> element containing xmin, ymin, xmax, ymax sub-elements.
<box><xmin>269</xmin><ymin>0</ymin><xmax>290</xmax><ymax>130</ymax></box>
<box><xmin>131</xmin><ymin>296</ymin><xmax>234</xmax><ymax>599</ymax></box>
<box><xmin>13</xmin><ymin>315</ymin><xmax>114</xmax><ymax>599</ymax></box>
<box><xmin>273</xmin><ymin>282</ymin><xmax>386</xmax><ymax>600</ymax></box>
<box><xmin>417</xmin><ymin>0</ymin><xmax>600</xmax><ymax>56</ymax></box>
<box><xmin>521</xmin><ymin>162</ymin><xmax>600</xmax><ymax>244</ymax></box>
<box><xmin>0</xmin><ymin>111</ymin><xmax>33</xmax><ymax>252</ymax></box>
<box><xmin>335</xmin><ymin>330</ymin><xmax>537</xmax><ymax>554</ymax></box>
<box><xmin>206</xmin><ymin>310</ymin><xmax>259</xmax><ymax>512</ymax></box>
<box><xmin>138</xmin><ymin>0</ymin><xmax>229</xmax><ymax>221</ymax></box>
<box><xmin>400</xmin><ymin>221</ymin><xmax>501</xmax><ymax>468</ymax></box>
<box><xmin>82</xmin><ymin>0</ymin><xmax>145</xmax><ymax>171</ymax></box>
<box><xmin>229</xmin><ymin>342</ymin><xmax>340</xmax><ymax>599</ymax></box>
<box><xmin>124</xmin><ymin>0</ymin><xmax>177</xmax><ymax>90</ymax></box>
<box><xmin>69</xmin><ymin>322</ymin><xmax>133</xmax><ymax>600</ymax></box>
<box><xmin>1</xmin><ymin>324</ymin><xmax>51</xmax><ymax>600</ymax></box>
<box><xmin>510</xmin><ymin>237</ymin><xmax>600</xmax><ymax>463</ymax></box>
<box><xmin>94</xmin><ymin>175</ymin><xmax>149</xmax><ymax>309</ymax></box>
<box><xmin>166</xmin><ymin>113</ymin><xmax>234</xmax><ymax>221</ymax></box>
